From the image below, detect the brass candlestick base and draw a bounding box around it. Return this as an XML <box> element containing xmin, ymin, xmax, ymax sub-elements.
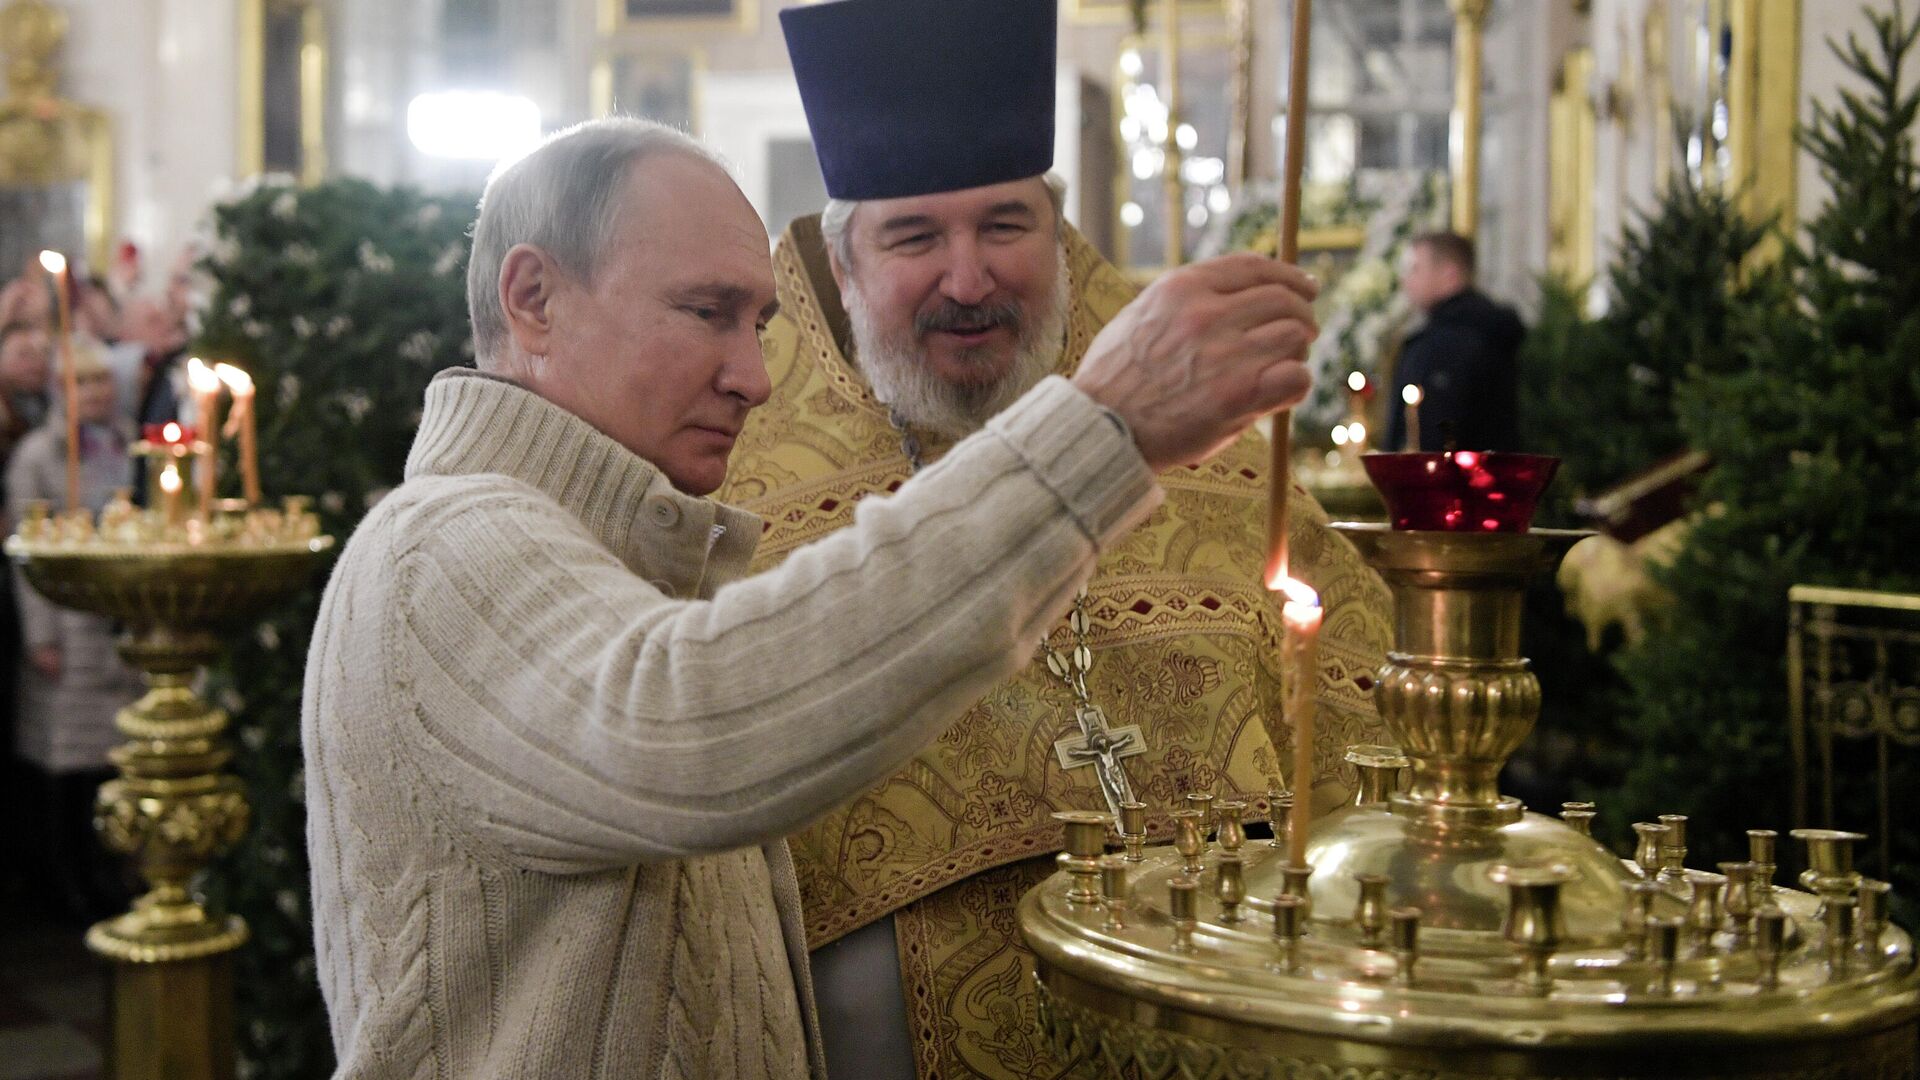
<box><xmin>7</xmin><ymin>525</ymin><xmax>332</xmax><ymax>1079</ymax></box>
<box><xmin>1020</xmin><ymin>523</ymin><xmax>1920</xmax><ymax>1078</ymax></box>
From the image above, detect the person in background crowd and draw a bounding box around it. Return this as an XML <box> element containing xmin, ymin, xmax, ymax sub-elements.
<box><xmin>0</xmin><ymin>256</ymin><xmax>51</xmax><ymax>330</ymax></box>
<box><xmin>0</xmin><ymin>320</ymin><xmax>51</xmax><ymax>467</ymax></box>
<box><xmin>5</xmin><ymin>341</ymin><xmax>142</xmax><ymax>920</ymax></box>
<box><xmin>72</xmin><ymin>273</ymin><xmax>120</xmax><ymax>343</ymax></box>
<box><xmin>0</xmin><ymin>315</ymin><xmax>49</xmax><ymax>913</ymax></box>
<box><xmin>1388</xmin><ymin>230</ymin><xmax>1526</xmax><ymax>453</ymax></box>
<box><xmin>122</xmin><ymin>297</ymin><xmax>189</xmax><ymax>426</ymax></box>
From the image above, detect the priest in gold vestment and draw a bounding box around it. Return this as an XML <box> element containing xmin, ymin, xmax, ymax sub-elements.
<box><xmin>716</xmin><ymin>2</ymin><xmax>1392</xmax><ymax>1075</ymax></box>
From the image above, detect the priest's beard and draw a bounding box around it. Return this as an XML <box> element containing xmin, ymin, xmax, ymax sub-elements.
<box><xmin>845</xmin><ymin>252</ymin><xmax>1070</xmax><ymax>441</ymax></box>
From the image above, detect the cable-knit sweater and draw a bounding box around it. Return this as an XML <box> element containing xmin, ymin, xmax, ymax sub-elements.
<box><xmin>302</xmin><ymin>368</ymin><xmax>1161</xmax><ymax>1079</ymax></box>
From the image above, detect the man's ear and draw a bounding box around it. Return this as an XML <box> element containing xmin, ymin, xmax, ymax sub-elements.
<box><xmin>500</xmin><ymin>243</ymin><xmax>561</xmax><ymax>359</ymax></box>
<box><xmin>827</xmin><ymin>244</ymin><xmax>849</xmax><ymax>296</ymax></box>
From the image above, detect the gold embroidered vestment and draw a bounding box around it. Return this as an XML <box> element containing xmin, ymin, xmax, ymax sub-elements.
<box><xmin>716</xmin><ymin>217</ymin><xmax>1391</xmax><ymax>1078</ymax></box>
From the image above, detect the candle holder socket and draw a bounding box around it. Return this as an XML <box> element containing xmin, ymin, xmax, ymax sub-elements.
<box><xmin>1489</xmin><ymin>862</ymin><xmax>1575</xmax><ymax>994</ymax></box>
<box><xmin>1657</xmin><ymin>814</ymin><xmax>1690</xmax><ymax>884</ymax></box>
<box><xmin>1266</xmin><ymin>790</ymin><xmax>1291</xmax><ymax>851</ymax></box>
<box><xmin>1344</xmin><ymin>744</ymin><xmax>1410</xmax><ymax>807</ymax></box>
<box><xmin>1754</xmin><ymin>906</ymin><xmax>1787</xmax><ymax>989</ymax></box>
<box><xmin>1279</xmin><ymin>862</ymin><xmax>1314</xmax><ymax>922</ymax></box>
<box><xmin>1622</xmin><ymin>879</ymin><xmax>1661</xmax><ymax>961</ymax></box>
<box><xmin>1559</xmin><ymin>802</ymin><xmax>1597</xmax><ymax>838</ymax></box>
<box><xmin>1271</xmin><ymin>894</ymin><xmax>1304</xmax><ymax>972</ymax></box>
<box><xmin>1719</xmin><ymin>861</ymin><xmax>1756</xmax><ymax>939</ymax></box>
<box><xmin>1117</xmin><ymin>800</ymin><xmax>1148</xmax><ymax>863</ymax></box>
<box><xmin>1792</xmin><ymin>828</ymin><xmax>1865</xmax><ymax>906</ymax></box>
<box><xmin>1216</xmin><ymin>853</ymin><xmax>1247</xmax><ymax>923</ymax></box>
<box><xmin>1747</xmin><ymin>829</ymin><xmax>1778</xmax><ymax>902</ymax></box>
<box><xmin>1685</xmin><ymin>870</ymin><xmax>1727</xmax><ymax>952</ymax></box>
<box><xmin>1632</xmin><ymin>822</ymin><xmax>1672</xmax><ymax>879</ymax></box>
<box><xmin>1856</xmin><ymin>879</ymin><xmax>1890</xmax><ymax>960</ymax></box>
<box><xmin>1053</xmin><ymin>810</ymin><xmax>1110</xmax><ymax>905</ymax></box>
<box><xmin>1214</xmin><ymin>799</ymin><xmax>1248</xmax><ymax>855</ymax></box>
<box><xmin>1171</xmin><ymin>810</ymin><xmax>1207</xmax><ymax>875</ymax></box>
<box><xmin>1168</xmin><ymin>875</ymin><xmax>1199</xmax><ymax>953</ymax></box>
<box><xmin>1649</xmin><ymin>915</ymin><xmax>1683</xmax><ymax>995</ymax></box>
<box><xmin>1185</xmin><ymin>791</ymin><xmax>1217</xmax><ymax>842</ymax></box>
<box><xmin>1353</xmin><ymin>873</ymin><xmax>1390</xmax><ymax>948</ymax></box>
<box><xmin>1099</xmin><ymin>855</ymin><xmax>1129</xmax><ymax>932</ymax></box>
<box><xmin>1390</xmin><ymin>907</ymin><xmax>1421</xmax><ymax>985</ymax></box>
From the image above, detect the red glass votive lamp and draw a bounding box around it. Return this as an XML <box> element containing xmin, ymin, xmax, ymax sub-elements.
<box><xmin>1361</xmin><ymin>451</ymin><xmax>1560</xmax><ymax>532</ymax></box>
<box><xmin>140</xmin><ymin>422</ymin><xmax>197</xmax><ymax>447</ymax></box>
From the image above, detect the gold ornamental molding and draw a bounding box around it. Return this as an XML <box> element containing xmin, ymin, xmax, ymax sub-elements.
<box><xmin>0</xmin><ymin>0</ymin><xmax>112</xmax><ymax>269</ymax></box>
<box><xmin>1725</xmin><ymin>0</ymin><xmax>1801</xmax><ymax>257</ymax></box>
<box><xmin>1548</xmin><ymin>47</ymin><xmax>1597</xmax><ymax>286</ymax></box>
<box><xmin>1449</xmin><ymin>0</ymin><xmax>1491</xmax><ymax>238</ymax></box>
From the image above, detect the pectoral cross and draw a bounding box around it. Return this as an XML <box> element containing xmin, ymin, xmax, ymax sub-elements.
<box><xmin>1054</xmin><ymin>706</ymin><xmax>1147</xmax><ymax>820</ymax></box>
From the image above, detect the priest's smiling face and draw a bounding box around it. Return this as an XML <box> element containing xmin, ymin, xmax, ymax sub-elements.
<box><xmin>501</xmin><ymin>151</ymin><xmax>778</xmax><ymax>496</ymax></box>
<box><xmin>832</xmin><ymin>176</ymin><xmax>1068</xmax><ymax>439</ymax></box>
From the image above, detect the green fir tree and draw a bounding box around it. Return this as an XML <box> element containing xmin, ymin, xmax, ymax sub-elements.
<box><xmin>191</xmin><ymin>177</ymin><xmax>478</xmax><ymax>1080</ymax></box>
<box><xmin>1609</xmin><ymin>3</ymin><xmax>1920</xmax><ymax>913</ymax></box>
<box><xmin>1514</xmin><ymin>174</ymin><xmax>1776</xmax><ymax>811</ymax></box>
<box><xmin>1523</xmin><ymin>180</ymin><xmax>1774</xmax><ymax>526</ymax></box>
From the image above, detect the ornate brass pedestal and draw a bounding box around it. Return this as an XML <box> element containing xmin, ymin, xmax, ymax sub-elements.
<box><xmin>1020</xmin><ymin>524</ymin><xmax>1920</xmax><ymax>1078</ymax></box>
<box><xmin>7</xmin><ymin>528</ymin><xmax>332</xmax><ymax>1080</ymax></box>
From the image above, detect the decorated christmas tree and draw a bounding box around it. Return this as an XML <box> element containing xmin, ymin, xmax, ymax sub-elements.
<box><xmin>190</xmin><ymin>177</ymin><xmax>477</xmax><ymax>1080</ymax></box>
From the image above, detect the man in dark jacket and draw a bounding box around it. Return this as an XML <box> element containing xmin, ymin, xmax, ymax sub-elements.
<box><xmin>1387</xmin><ymin>231</ymin><xmax>1525</xmax><ymax>452</ymax></box>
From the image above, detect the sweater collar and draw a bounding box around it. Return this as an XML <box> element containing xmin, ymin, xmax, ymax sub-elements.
<box><xmin>405</xmin><ymin>368</ymin><xmax>761</xmax><ymax>595</ymax></box>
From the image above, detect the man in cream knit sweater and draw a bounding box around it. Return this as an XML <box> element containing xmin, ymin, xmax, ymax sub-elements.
<box><xmin>304</xmin><ymin>117</ymin><xmax>1321</xmax><ymax>1079</ymax></box>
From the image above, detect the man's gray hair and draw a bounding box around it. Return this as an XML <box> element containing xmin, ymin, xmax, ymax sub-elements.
<box><xmin>819</xmin><ymin>171</ymin><xmax>1069</xmax><ymax>271</ymax></box>
<box><xmin>466</xmin><ymin>117</ymin><xmax>722</xmax><ymax>368</ymax></box>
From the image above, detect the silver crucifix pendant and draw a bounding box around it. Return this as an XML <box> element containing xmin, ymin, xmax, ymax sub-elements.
<box><xmin>1054</xmin><ymin>707</ymin><xmax>1147</xmax><ymax>819</ymax></box>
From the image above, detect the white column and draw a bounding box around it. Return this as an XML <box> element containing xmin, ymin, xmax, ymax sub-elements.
<box><xmin>60</xmin><ymin>0</ymin><xmax>240</xmax><ymax>277</ymax></box>
<box><xmin>1478</xmin><ymin>0</ymin><xmax>1556</xmax><ymax>311</ymax></box>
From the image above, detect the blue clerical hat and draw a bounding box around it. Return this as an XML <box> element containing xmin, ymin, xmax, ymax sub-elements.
<box><xmin>780</xmin><ymin>0</ymin><xmax>1057</xmax><ymax>201</ymax></box>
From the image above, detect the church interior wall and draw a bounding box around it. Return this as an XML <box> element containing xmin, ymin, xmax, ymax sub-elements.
<box><xmin>55</xmin><ymin>0</ymin><xmax>1909</xmax><ymax>337</ymax></box>
<box><xmin>1797</xmin><ymin>0</ymin><xmax>1919</xmax><ymax>226</ymax></box>
<box><xmin>56</xmin><ymin>0</ymin><xmax>241</xmax><ymax>285</ymax></box>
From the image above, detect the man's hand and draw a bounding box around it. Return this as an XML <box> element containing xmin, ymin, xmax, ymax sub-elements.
<box><xmin>1071</xmin><ymin>253</ymin><xmax>1318</xmax><ymax>472</ymax></box>
<box><xmin>29</xmin><ymin>644</ymin><xmax>60</xmax><ymax>682</ymax></box>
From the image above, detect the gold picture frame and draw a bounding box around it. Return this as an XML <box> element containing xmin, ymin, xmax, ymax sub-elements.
<box><xmin>600</xmin><ymin>0</ymin><xmax>756</xmax><ymax>36</ymax></box>
<box><xmin>237</xmin><ymin>0</ymin><xmax>328</xmax><ymax>184</ymax></box>
<box><xmin>590</xmin><ymin>47</ymin><xmax>706</xmax><ymax>134</ymax></box>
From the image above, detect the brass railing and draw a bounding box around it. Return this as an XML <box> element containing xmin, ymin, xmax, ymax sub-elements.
<box><xmin>1788</xmin><ymin>584</ymin><xmax>1920</xmax><ymax>880</ymax></box>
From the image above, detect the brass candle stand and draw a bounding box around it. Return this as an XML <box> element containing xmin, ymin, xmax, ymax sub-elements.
<box><xmin>6</xmin><ymin>498</ymin><xmax>332</xmax><ymax>1080</ymax></box>
<box><xmin>1020</xmin><ymin>521</ymin><xmax>1920</xmax><ymax>1077</ymax></box>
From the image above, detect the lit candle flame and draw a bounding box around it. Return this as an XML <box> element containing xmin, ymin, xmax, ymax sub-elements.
<box><xmin>213</xmin><ymin>362</ymin><xmax>254</xmax><ymax>395</ymax></box>
<box><xmin>159</xmin><ymin>463</ymin><xmax>182</xmax><ymax>493</ymax></box>
<box><xmin>161</xmin><ymin>421</ymin><xmax>183</xmax><ymax>443</ymax></box>
<box><xmin>1402</xmin><ymin>384</ymin><xmax>1424</xmax><ymax>406</ymax></box>
<box><xmin>37</xmin><ymin>250</ymin><xmax>65</xmax><ymax>275</ymax></box>
<box><xmin>1275</xmin><ymin>571</ymin><xmax>1322</xmax><ymax>866</ymax></box>
<box><xmin>186</xmin><ymin>356</ymin><xmax>222</xmax><ymax>393</ymax></box>
<box><xmin>1271</xmin><ymin>574</ymin><xmax>1324</xmax><ymax>623</ymax></box>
